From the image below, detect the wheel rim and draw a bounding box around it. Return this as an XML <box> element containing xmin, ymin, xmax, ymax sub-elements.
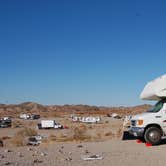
<box><xmin>148</xmin><ymin>130</ymin><xmax>160</xmax><ymax>142</ymax></box>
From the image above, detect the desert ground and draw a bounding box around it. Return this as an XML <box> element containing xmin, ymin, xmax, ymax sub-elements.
<box><xmin>1</xmin><ymin>139</ymin><xmax>166</xmax><ymax>166</ymax></box>
<box><xmin>1</xmin><ymin>102</ymin><xmax>165</xmax><ymax>166</ymax></box>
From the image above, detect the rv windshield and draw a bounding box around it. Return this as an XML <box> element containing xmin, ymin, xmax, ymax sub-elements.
<box><xmin>147</xmin><ymin>99</ymin><xmax>165</xmax><ymax>113</ymax></box>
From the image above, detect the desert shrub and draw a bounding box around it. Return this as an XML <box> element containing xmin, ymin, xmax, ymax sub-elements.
<box><xmin>11</xmin><ymin>135</ymin><xmax>26</xmax><ymax>146</ymax></box>
<box><xmin>11</xmin><ymin>127</ymin><xmax>38</xmax><ymax>147</ymax></box>
<box><xmin>88</xmin><ymin>125</ymin><xmax>93</xmax><ymax>129</ymax></box>
<box><xmin>12</xmin><ymin>120</ymin><xmax>24</xmax><ymax>128</ymax></box>
<box><xmin>27</xmin><ymin>121</ymin><xmax>36</xmax><ymax>127</ymax></box>
<box><xmin>2</xmin><ymin>136</ymin><xmax>11</xmax><ymax>140</ymax></box>
<box><xmin>105</xmin><ymin>131</ymin><xmax>114</xmax><ymax>137</ymax></box>
<box><xmin>96</xmin><ymin>133</ymin><xmax>102</xmax><ymax>139</ymax></box>
<box><xmin>17</xmin><ymin>127</ymin><xmax>37</xmax><ymax>137</ymax></box>
<box><xmin>72</xmin><ymin>126</ymin><xmax>91</xmax><ymax>141</ymax></box>
<box><xmin>49</xmin><ymin>134</ymin><xmax>57</xmax><ymax>141</ymax></box>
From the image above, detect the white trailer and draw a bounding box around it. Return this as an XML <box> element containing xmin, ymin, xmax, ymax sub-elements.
<box><xmin>38</xmin><ymin>120</ymin><xmax>63</xmax><ymax>129</ymax></box>
<box><xmin>81</xmin><ymin>117</ymin><xmax>101</xmax><ymax>123</ymax></box>
<box><xmin>41</xmin><ymin>120</ymin><xmax>55</xmax><ymax>128</ymax></box>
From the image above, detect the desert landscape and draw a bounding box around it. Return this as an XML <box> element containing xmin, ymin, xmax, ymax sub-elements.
<box><xmin>1</xmin><ymin>102</ymin><xmax>165</xmax><ymax>166</ymax></box>
<box><xmin>1</xmin><ymin>0</ymin><xmax>166</xmax><ymax>165</ymax></box>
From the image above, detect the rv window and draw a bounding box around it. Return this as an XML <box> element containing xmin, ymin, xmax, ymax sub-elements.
<box><xmin>147</xmin><ymin>99</ymin><xmax>165</xmax><ymax>113</ymax></box>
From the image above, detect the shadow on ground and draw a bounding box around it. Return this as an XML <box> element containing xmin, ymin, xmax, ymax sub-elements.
<box><xmin>122</xmin><ymin>131</ymin><xmax>166</xmax><ymax>146</ymax></box>
<box><xmin>122</xmin><ymin>131</ymin><xmax>137</xmax><ymax>141</ymax></box>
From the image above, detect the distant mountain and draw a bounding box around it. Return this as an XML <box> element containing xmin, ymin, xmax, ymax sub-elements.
<box><xmin>0</xmin><ymin>102</ymin><xmax>151</xmax><ymax>117</ymax></box>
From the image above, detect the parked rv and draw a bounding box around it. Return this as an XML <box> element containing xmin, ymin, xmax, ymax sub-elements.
<box><xmin>129</xmin><ymin>74</ymin><xmax>166</xmax><ymax>145</ymax></box>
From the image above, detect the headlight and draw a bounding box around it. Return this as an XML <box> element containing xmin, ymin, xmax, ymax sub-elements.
<box><xmin>137</xmin><ymin>120</ymin><xmax>144</xmax><ymax>126</ymax></box>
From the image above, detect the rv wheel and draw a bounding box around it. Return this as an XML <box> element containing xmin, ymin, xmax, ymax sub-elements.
<box><xmin>144</xmin><ymin>127</ymin><xmax>162</xmax><ymax>145</ymax></box>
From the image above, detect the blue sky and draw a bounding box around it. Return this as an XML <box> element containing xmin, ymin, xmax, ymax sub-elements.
<box><xmin>0</xmin><ymin>0</ymin><xmax>166</xmax><ymax>106</ymax></box>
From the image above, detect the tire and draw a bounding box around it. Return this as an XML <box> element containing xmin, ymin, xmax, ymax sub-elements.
<box><xmin>37</xmin><ymin>123</ymin><xmax>42</xmax><ymax>129</ymax></box>
<box><xmin>144</xmin><ymin>127</ymin><xmax>162</xmax><ymax>145</ymax></box>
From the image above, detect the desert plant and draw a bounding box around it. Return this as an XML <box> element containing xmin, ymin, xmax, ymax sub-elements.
<box><xmin>2</xmin><ymin>136</ymin><xmax>11</xmax><ymax>140</ymax></box>
<box><xmin>72</xmin><ymin>126</ymin><xmax>91</xmax><ymax>141</ymax></box>
<box><xmin>12</xmin><ymin>120</ymin><xmax>24</xmax><ymax>128</ymax></box>
<box><xmin>49</xmin><ymin>134</ymin><xmax>57</xmax><ymax>141</ymax></box>
<box><xmin>105</xmin><ymin>131</ymin><xmax>114</xmax><ymax>137</ymax></box>
<box><xmin>105</xmin><ymin>121</ymin><xmax>109</xmax><ymax>124</ymax></box>
<box><xmin>11</xmin><ymin>127</ymin><xmax>38</xmax><ymax>147</ymax></box>
<box><xmin>17</xmin><ymin>127</ymin><xmax>37</xmax><ymax>137</ymax></box>
<box><xmin>11</xmin><ymin>135</ymin><xmax>26</xmax><ymax>146</ymax></box>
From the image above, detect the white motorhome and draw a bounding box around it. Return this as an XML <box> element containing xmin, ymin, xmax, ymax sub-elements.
<box><xmin>129</xmin><ymin>75</ymin><xmax>166</xmax><ymax>145</ymax></box>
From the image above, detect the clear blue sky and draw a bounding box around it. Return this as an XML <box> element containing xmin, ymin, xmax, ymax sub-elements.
<box><xmin>0</xmin><ymin>0</ymin><xmax>166</xmax><ymax>106</ymax></box>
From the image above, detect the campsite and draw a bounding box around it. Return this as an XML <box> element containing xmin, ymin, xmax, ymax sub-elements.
<box><xmin>1</xmin><ymin>0</ymin><xmax>166</xmax><ymax>165</ymax></box>
<box><xmin>0</xmin><ymin>106</ymin><xmax>166</xmax><ymax>166</ymax></box>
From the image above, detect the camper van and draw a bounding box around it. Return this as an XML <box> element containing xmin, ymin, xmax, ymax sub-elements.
<box><xmin>129</xmin><ymin>75</ymin><xmax>166</xmax><ymax>145</ymax></box>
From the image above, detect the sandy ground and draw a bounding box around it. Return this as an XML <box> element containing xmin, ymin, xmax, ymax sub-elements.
<box><xmin>1</xmin><ymin>139</ymin><xmax>166</xmax><ymax>166</ymax></box>
<box><xmin>1</xmin><ymin>117</ymin><xmax>166</xmax><ymax>166</ymax></box>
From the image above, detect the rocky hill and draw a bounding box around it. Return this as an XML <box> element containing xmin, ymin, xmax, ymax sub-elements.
<box><xmin>0</xmin><ymin>102</ymin><xmax>151</xmax><ymax>117</ymax></box>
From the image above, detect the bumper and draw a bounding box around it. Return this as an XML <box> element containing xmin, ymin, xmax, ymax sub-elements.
<box><xmin>129</xmin><ymin>127</ymin><xmax>145</xmax><ymax>137</ymax></box>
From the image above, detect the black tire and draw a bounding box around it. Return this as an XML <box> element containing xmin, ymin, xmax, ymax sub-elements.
<box><xmin>37</xmin><ymin>123</ymin><xmax>42</xmax><ymax>129</ymax></box>
<box><xmin>144</xmin><ymin>127</ymin><xmax>162</xmax><ymax>145</ymax></box>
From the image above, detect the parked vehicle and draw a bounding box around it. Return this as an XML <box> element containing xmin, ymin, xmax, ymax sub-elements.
<box><xmin>0</xmin><ymin>117</ymin><xmax>12</xmax><ymax>128</ymax></box>
<box><xmin>129</xmin><ymin>74</ymin><xmax>166</xmax><ymax>145</ymax></box>
<box><xmin>27</xmin><ymin>135</ymin><xmax>42</xmax><ymax>146</ymax></box>
<box><xmin>71</xmin><ymin>116</ymin><xmax>101</xmax><ymax>123</ymax></box>
<box><xmin>20</xmin><ymin>114</ymin><xmax>30</xmax><ymax>120</ymax></box>
<box><xmin>81</xmin><ymin>117</ymin><xmax>101</xmax><ymax>123</ymax></box>
<box><xmin>20</xmin><ymin>114</ymin><xmax>40</xmax><ymax>120</ymax></box>
<box><xmin>38</xmin><ymin>120</ymin><xmax>63</xmax><ymax>129</ymax></box>
<box><xmin>30</xmin><ymin>114</ymin><xmax>40</xmax><ymax>120</ymax></box>
<box><xmin>111</xmin><ymin>113</ymin><xmax>122</xmax><ymax>119</ymax></box>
